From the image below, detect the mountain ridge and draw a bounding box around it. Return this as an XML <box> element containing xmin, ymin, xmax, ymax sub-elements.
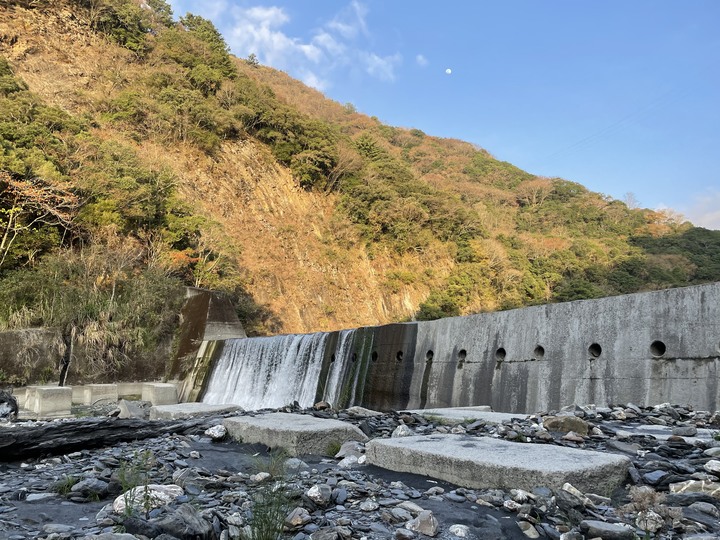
<box><xmin>0</xmin><ymin>0</ymin><xmax>718</xmax><ymax>384</ymax></box>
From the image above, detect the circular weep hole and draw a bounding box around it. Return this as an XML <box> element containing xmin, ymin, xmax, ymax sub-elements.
<box><xmin>495</xmin><ymin>348</ymin><xmax>506</xmax><ymax>361</ymax></box>
<box><xmin>396</xmin><ymin>350</ymin><xmax>404</xmax><ymax>362</ymax></box>
<box><xmin>534</xmin><ymin>345</ymin><xmax>545</xmax><ymax>359</ymax></box>
<box><xmin>650</xmin><ymin>340</ymin><xmax>667</xmax><ymax>358</ymax></box>
<box><xmin>371</xmin><ymin>351</ymin><xmax>378</xmax><ymax>362</ymax></box>
<box><xmin>588</xmin><ymin>343</ymin><xmax>602</xmax><ymax>358</ymax></box>
<box><xmin>426</xmin><ymin>350</ymin><xmax>434</xmax><ymax>362</ymax></box>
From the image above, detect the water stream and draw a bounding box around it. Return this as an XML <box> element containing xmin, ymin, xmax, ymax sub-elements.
<box><xmin>202</xmin><ymin>331</ymin><xmax>357</xmax><ymax>410</ymax></box>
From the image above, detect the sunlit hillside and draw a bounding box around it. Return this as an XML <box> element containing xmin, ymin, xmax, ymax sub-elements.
<box><xmin>1</xmin><ymin>0</ymin><xmax>718</xmax><ymax>382</ymax></box>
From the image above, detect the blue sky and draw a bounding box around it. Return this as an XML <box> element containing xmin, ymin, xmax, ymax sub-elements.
<box><xmin>168</xmin><ymin>1</ymin><xmax>720</xmax><ymax>229</ymax></box>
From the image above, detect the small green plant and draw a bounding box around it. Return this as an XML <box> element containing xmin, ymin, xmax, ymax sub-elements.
<box><xmin>243</xmin><ymin>482</ymin><xmax>290</xmax><ymax>540</ymax></box>
<box><xmin>252</xmin><ymin>448</ymin><xmax>289</xmax><ymax>478</ymax></box>
<box><xmin>53</xmin><ymin>475</ymin><xmax>78</xmax><ymax>496</ymax></box>
<box><xmin>117</xmin><ymin>449</ymin><xmax>155</xmax><ymax>517</ymax></box>
<box><xmin>326</xmin><ymin>441</ymin><xmax>342</xmax><ymax>457</ymax></box>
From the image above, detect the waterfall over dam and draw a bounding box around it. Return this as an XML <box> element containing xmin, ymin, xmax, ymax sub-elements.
<box><xmin>199</xmin><ymin>282</ymin><xmax>720</xmax><ymax>413</ymax></box>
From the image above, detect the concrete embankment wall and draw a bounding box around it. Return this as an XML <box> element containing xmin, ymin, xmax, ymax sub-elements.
<box><xmin>409</xmin><ymin>282</ymin><xmax>720</xmax><ymax>413</ymax></box>
<box><xmin>202</xmin><ymin>282</ymin><xmax>720</xmax><ymax>414</ymax></box>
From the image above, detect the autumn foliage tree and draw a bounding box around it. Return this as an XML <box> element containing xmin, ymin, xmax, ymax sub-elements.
<box><xmin>0</xmin><ymin>172</ymin><xmax>79</xmax><ymax>269</ymax></box>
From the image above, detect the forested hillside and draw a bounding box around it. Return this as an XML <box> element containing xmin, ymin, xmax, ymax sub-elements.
<box><xmin>1</xmin><ymin>0</ymin><xmax>718</xmax><ymax>383</ymax></box>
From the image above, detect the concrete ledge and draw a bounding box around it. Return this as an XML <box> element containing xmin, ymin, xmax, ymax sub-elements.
<box><xmin>83</xmin><ymin>384</ymin><xmax>118</xmax><ymax>406</ymax></box>
<box><xmin>150</xmin><ymin>403</ymin><xmax>242</xmax><ymax>420</ymax></box>
<box><xmin>24</xmin><ymin>385</ymin><xmax>72</xmax><ymax>417</ymax></box>
<box><xmin>142</xmin><ymin>383</ymin><xmax>178</xmax><ymax>405</ymax></box>
<box><xmin>224</xmin><ymin>413</ymin><xmax>368</xmax><ymax>456</ymax></box>
<box><xmin>366</xmin><ymin>434</ymin><xmax>630</xmax><ymax>496</ymax></box>
<box><xmin>117</xmin><ymin>382</ymin><xmax>145</xmax><ymax>398</ymax></box>
<box><xmin>406</xmin><ymin>407</ymin><xmax>526</xmax><ymax>425</ymax></box>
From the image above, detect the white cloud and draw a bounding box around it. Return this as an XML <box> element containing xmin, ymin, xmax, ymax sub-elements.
<box><xmin>327</xmin><ymin>0</ymin><xmax>369</xmax><ymax>39</ymax></box>
<box><xmin>223</xmin><ymin>5</ymin><xmax>324</xmax><ymax>68</ymax></box>
<box><xmin>244</xmin><ymin>5</ymin><xmax>289</xmax><ymax>26</ymax></box>
<box><xmin>683</xmin><ymin>190</ymin><xmax>720</xmax><ymax>230</ymax></box>
<box><xmin>312</xmin><ymin>31</ymin><xmax>346</xmax><ymax>57</ymax></box>
<box><xmin>361</xmin><ymin>52</ymin><xmax>402</xmax><ymax>81</ymax></box>
<box><xmin>169</xmin><ymin>1</ymin><xmax>401</xmax><ymax>88</ymax></box>
<box><xmin>300</xmin><ymin>70</ymin><xmax>327</xmax><ymax>91</ymax></box>
<box><xmin>416</xmin><ymin>54</ymin><xmax>428</xmax><ymax>67</ymax></box>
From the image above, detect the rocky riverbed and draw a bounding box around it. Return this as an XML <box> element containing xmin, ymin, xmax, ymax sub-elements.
<box><xmin>1</xmin><ymin>402</ymin><xmax>720</xmax><ymax>540</ymax></box>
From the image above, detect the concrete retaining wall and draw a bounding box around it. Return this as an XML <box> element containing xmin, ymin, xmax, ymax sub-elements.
<box><xmin>203</xmin><ymin>282</ymin><xmax>720</xmax><ymax>413</ymax></box>
<box><xmin>409</xmin><ymin>282</ymin><xmax>720</xmax><ymax>413</ymax></box>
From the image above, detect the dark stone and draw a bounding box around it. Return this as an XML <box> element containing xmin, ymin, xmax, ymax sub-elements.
<box><xmin>0</xmin><ymin>390</ymin><xmax>18</xmax><ymax>420</ymax></box>
<box><xmin>122</xmin><ymin>516</ymin><xmax>164</xmax><ymax>538</ymax></box>
<box><xmin>0</xmin><ymin>417</ymin><xmax>216</xmax><ymax>461</ymax></box>
<box><xmin>642</xmin><ymin>470</ymin><xmax>668</xmax><ymax>485</ymax></box>
<box><xmin>156</xmin><ymin>503</ymin><xmax>213</xmax><ymax>540</ymax></box>
<box><xmin>472</xmin><ymin>514</ymin><xmax>506</xmax><ymax>540</ymax></box>
<box><xmin>580</xmin><ymin>520</ymin><xmax>636</xmax><ymax>539</ymax></box>
<box><xmin>605</xmin><ymin>440</ymin><xmax>640</xmax><ymax>455</ymax></box>
<box><xmin>666</xmin><ymin>492</ymin><xmax>720</xmax><ymax>506</ymax></box>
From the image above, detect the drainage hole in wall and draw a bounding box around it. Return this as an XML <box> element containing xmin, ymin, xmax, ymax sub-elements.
<box><xmin>371</xmin><ymin>351</ymin><xmax>378</xmax><ymax>362</ymax></box>
<box><xmin>534</xmin><ymin>345</ymin><xmax>545</xmax><ymax>359</ymax></box>
<box><xmin>330</xmin><ymin>354</ymin><xmax>336</xmax><ymax>363</ymax></box>
<box><xmin>650</xmin><ymin>340</ymin><xmax>666</xmax><ymax>358</ymax></box>
<box><xmin>588</xmin><ymin>343</ymin><xmax>602</xmax><ymax>358</ymax></box>
<box><xmin>426</xmin><ymin>350</ymin><xmax>434</xmax><ymax>362</ymax></box>
<box><xmin>396</xmin><ymin>350</ymin><xmax>404</xmax><ymax>362</ymax></box>
<box><xmin>458</xmin><ymin>349</ymin><xmax>467</xmax><ymax>361</ymax></box>
<box><xmin>351</xmin><ymin>352</ymin><xmax>357</xmax><ymax>362</ymax></box>
<box><xmin>495</xmin><ymin>348</ymin><xmax>506</xmax><ymax>361</ymax></box>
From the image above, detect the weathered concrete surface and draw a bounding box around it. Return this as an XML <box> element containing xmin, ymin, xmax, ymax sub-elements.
<box><xmin>365</xmin><ymin>434</ymin><xmax>631</xmax><ymax>495</ymax></box>
<box><xmin>142</xmin><ymin>383</ymin><xmax>178</xmax><ymax>406</ymax></box>
<box><xmin>202</xmin><ymin>282</ymin><xmax>720</xmax><ymax>413</ymax></box>
<box><xmin>224</xmin><ymin>413</ymin><xmax>368</xmax><ymax>456</ymax></box>
<box><xmin>406</xmin><ymin>407</ymin><xmax>526</xmax><ymax>425</ymax></box>
<box><xmin>23</xmin><ymin>385</ymin><xmax>72</xmax><ymax>418</ymax></box>
<box><xmin>149</xmin><ymin>403</ymin><xmax>241</xmax><ymax>420</ymax></box>
<box><xmin>171</xmin><ymin>288</ymin><xmax>247</xmax><ymax>403</ymax></box>
<box><xmin>82</xmin><ymin>384</ymin><xmax>118</xmax><ymax>406</ymax></box>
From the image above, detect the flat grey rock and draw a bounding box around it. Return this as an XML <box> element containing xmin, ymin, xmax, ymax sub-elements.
<box><xmin>224</xmin><ymin>412</ymin><xmax>368</xmax><ymax>456</ymax></box>
<box><xmin>149</xmin><ymin>403</ymin><xmax>242</xmax><ymax>420</ymax></box>
<box><xmin>618</xmin><ymin>424</ymin><xmax>716</xmax><ymax>443</ymax></box>
<box><xmin>365</xmin><ymin>434</ymin><xmax>630</xmax><ymax>495</ymax></box>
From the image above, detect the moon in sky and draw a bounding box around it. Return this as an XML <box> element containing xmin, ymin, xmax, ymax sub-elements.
<box><xmin>445</xmin><ymin>68</ymin><xmax>452</xmax><ymax>75</ymax></box>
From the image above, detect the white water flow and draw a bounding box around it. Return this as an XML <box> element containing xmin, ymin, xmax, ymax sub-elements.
<box><xmin>202</xmin><ymin>333</ymin><xmax>330</xmax><ymax>410</ymax></box>
<box><xmin>321</xmin><ymin>329</ymin><xmax>355</xmax><ymax>407</ymax></box>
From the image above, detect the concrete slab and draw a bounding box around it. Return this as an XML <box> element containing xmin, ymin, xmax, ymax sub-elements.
<box><xmin>24</xmin><ymin>386</ymin><xmax>72</xmax><ymax>418</ymax></box>
<box><xmin>117</xmin><ymin>382</ymin><xmax>144</xmax><ymax>398</ymax></box>
<box><xmin>142</xmin><ymin>383</ymin><xmax>178</xmax><ymax>405</ymax></box>
<box><xmin>224</xmin><ymin>413</ymin><xmax>369</xmax><ymax>457</ymax></box>
<box><xmin>150</xmin><ymin>403</ymin><xmax>242</xmax><ymax>420</ymax></box>
<box><xmin>83</xmin><ymin>384</ymin><xmax>118</xmax><ymax>406</ymax></box>
<box><xmin>365</xmin><ymin>434</ymin><xmax>630</xmax><ymax>496</ymax></box>
<box><xmin>406</xmin><ymin>407</ymin><xmax>528</xmax><ymax>425</ymax></box>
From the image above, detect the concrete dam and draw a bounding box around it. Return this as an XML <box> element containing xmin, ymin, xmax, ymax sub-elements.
<box><xmin>198</xmin><ymin>282</ymin><xmax>720</xmax><ymax>413</ymax></box>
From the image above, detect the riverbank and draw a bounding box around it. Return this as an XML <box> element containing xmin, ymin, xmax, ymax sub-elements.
<box><xmin>1</xmin><ymin>401</ymin><xmax>719</xmax><ymax>539</ymax></box>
